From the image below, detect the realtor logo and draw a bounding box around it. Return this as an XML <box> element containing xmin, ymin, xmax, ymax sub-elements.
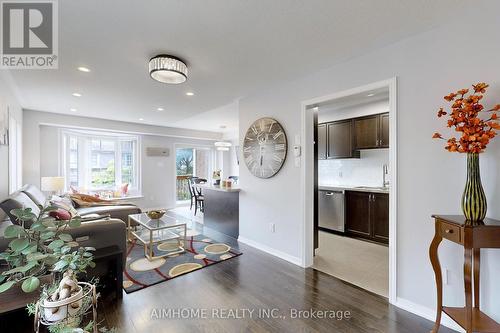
<box><xmin>1</xmin><ymin>0</ymin><xmax>58</xmax><ymax>69</ymax></box>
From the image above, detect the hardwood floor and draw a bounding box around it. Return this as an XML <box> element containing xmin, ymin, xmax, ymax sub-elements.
<box><xmin>1</xmin><ymin>226</ymin><xmax>454</xmax><ymax>333</ymax></box>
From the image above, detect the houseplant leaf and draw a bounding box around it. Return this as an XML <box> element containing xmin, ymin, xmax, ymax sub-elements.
<box><xmin>3</xmin><ymin>225</ymin><xmax>25</xmax><ymax>238</ymax></box>
<box><xmin>58</xmin><ymin>233</ymin><xmax>73</xmax><ymax>242</ymax></box>
<box><xmin>40</xmin><ymin>231</ymin><xmax>56</xmax><ymax>240</ymax></box>
<box><xmin>21</xmin><ymin>276</ymin><xmax>40</xmax><ymax>293</ymax></box>
<box><xmin>68</xmin><ymin>217</ymin><xmax>82</xmax><ymax>228</ymax></box>
<box><xmin>9</xmin><ymin>238</ymin><xmax>30</xmax><ymax>252</ymax></box>
<box><xmin>0</xmin><ymin>281</ymin><xmax>16</xmax><ymax>293</ymax></box>
<box><xmin>48</xmin><ymin>239</ymin><xmax>64</xmax><ymax>250</ymax></box>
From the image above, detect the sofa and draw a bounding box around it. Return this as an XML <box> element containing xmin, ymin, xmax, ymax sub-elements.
<box><xmin>0</xmin><ymin>184</ymin><xmax>142</xmax><ymax>259</ymax></box>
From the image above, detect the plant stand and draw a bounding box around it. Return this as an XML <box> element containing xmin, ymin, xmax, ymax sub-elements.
<box><xmin>33</xmin><ymin>282</ymin><xmax>98</xmax><ymax>333</ymax></box>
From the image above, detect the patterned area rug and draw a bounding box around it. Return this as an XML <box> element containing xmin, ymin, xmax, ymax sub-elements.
<box><xmin>123</xmin><ymin>230</ymin><xmax>242</xmax><ymax>293</ymax></box>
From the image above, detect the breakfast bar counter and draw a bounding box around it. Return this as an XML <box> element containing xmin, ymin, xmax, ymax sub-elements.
<box><xmin>196</xmin><ymin>184</ymin><xmax>240</xmax><ymax>239</ymax></box>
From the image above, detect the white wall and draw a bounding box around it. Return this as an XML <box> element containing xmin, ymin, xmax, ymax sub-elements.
<box><xmin>319</xmin><ymin>150</ymin><xmax>389</xmax><ymax>188</ymax></box>
<box><xmin>24</xmin><ymin>110</ymin><xmax>223</xmax><ymax>210</ymax></box>
<box><xmin>0</xmin><ymin>73</ymin><xmax>23</xmax><ymax>207</ymax></box>
<box><xmin>239</xmin><ymin>2</ymin><xmax>500</xmax><ymax>323</ymax></box>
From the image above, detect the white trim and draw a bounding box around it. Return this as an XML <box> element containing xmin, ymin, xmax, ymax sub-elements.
<box><xmin>299</xmin><ymin>78</ymin><xmax>398</xmax><ymax>304</ymax></box>
<box><xmin>394</xmin><ymin>297</ymin><xmax>462</xmax><ymax>333</ymax></box>
<box><xmin>238</xmin><ymin>236</ymin><xmax>303</xmax><ymax>266</ymax></box>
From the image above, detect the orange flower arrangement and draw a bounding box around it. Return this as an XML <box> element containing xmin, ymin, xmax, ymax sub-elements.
<box><xmin>433</xmin><ymin>82</ymin><xmax>500</xmax><ymax>153</ymax></box>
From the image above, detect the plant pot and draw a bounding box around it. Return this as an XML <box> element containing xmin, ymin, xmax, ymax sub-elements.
<box><xmin>0</xmin><ymin>274</ymin><xmax>53</xmax><ymax>313</ymax></box>
<box><xmin>461</xmin><ymin>153</ymin><xmax>487</xmax><ymax>223</ymax></box>
<box><xmin>43</xmin><ymin>285</ymin><xmax>83</xmax><ymax>323</ymax></box>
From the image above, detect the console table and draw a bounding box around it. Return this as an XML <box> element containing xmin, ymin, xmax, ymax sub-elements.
<box><xmin>429</xmin><ymin>215</ymin><xmax>500</xmax><ymax>333</ymax></box>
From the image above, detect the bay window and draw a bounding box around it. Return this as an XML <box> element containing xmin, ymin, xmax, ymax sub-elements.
<box><xmin>61</xmin><ymin>130</ymin><xmax>141</xmax><ymax>196</ymax></box>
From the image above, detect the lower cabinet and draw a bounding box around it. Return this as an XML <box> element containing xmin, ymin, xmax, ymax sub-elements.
<box><xmin>345</xmin><ymin>191</ymin><xmax>389</xmax><ymax>244</ymax></box>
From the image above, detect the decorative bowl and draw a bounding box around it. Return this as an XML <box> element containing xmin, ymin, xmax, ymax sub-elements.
<box><xmin>147</xmin><ymin>210</ymin><xmax>166</xmax><ymax>220</ymax></box>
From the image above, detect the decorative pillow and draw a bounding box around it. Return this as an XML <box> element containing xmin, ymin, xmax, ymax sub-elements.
<box><xmin>50</xmin><ymin>195</ymin><xmax>78</xmax><ymax>217</ymax></box>
<box><xmin>49</xmin><ymin>209</ymin><xmax>72</xmax><ymax>221</ymax></box>
<box><xmin>121</xmin><ymin>183</ymin><xmax>129</xmax><ymax>195</ymax></box>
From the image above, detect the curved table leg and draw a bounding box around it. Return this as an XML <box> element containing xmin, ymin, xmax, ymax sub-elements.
<box><xmin>429</xmin><ymin>231</ymin><xmax>443</xmax><ymax>333</ymax></box>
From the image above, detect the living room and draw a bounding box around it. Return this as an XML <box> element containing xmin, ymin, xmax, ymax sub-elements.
<box><xmin>2</xmin><ymin>1</ymin><xmax>500</xmax><ymax>333</ymax></box>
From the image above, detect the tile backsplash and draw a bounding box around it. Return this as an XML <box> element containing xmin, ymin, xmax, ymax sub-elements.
<box><xmin>319</xmin><ymin>149</ymin><xmax>389</xmax><ymax>187</ymax></box>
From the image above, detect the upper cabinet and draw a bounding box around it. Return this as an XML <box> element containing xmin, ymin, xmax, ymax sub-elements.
<box><xmin>318</xmin><ymin>112</ymin><xmax>389</xmax><ymax>160</ymax></box>
<box><xmin>353</xmin><ymin>112</ymin><xmax>389</xmax><ymax>150</ymax></box>
<box><xmin>327</xmin><ymin>120</ymin><xmax>359</xmax><ymax>159</ymax></box>
<box><xmin>317</xmin><ymin>124</ymin><xmax>327</xmax><ymax>160</ymax></box>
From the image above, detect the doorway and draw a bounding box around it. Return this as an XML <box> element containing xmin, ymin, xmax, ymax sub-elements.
<box><xmin>301</xmin><ymin>78</ymin><xmax>397</xmax><ymax>303</ymax></box>
<box><xmin>175</xmin><ymin>146</ymin><xmax>214</xmax><ymax>204</ymax></box>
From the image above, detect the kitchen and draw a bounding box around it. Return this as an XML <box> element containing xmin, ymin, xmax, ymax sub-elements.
<box><xmin>313</xmin><ymin>87</ymin><xmax>390</xmax><ymax>297</ymax></box>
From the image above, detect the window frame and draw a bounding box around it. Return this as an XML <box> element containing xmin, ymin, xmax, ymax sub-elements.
<box><xmin>59</xmin><ymin>129</ymin><xmax>141</xmax><ymax>195</ymax></box>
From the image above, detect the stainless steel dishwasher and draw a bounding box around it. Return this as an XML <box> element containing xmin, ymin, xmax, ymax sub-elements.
<box><xmin>318</xmin><ymin>189</ymin><xmax>345</xmax><ymax>232</ymax></box>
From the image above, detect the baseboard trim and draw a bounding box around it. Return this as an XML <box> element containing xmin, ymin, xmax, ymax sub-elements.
<box><xmin>238</xmin><ymin>236</ymin><xmax>303</xmax><ymax>266</ymax></box>
<box><xmin>394</xmin><ymin>297</ymin><xmax>463</xmax><ymax>333</ymax></box>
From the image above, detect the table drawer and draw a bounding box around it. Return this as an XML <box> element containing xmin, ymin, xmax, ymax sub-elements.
<box><xmin>439</xmin><ymin>221</ymin><xmax>461</xmax><ymax>243</ymax></box>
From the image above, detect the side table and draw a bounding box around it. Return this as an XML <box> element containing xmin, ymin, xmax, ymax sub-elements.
<box><xmin>429</xmin><ymin>215</ymin><xmax>500</xmax><ymax>333</ymax></box>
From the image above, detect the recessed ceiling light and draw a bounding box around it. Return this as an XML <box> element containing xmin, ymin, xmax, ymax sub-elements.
<box><xmin>367</xmin><ymin>93</ymin><xmax>375</xmax><ymax>97</ymax></box>
<box><xmin>70</xmin><ymin>108</ymin><xmax>77</xmax><ymax>112</ymax></box>
<box><xmin>139</xmin><ymin>118</ymin><xmax>144</xmax><ymax>121</ymax></box>
<box><xmin>157</xmin><ymin>107</ymin><xmax>164</xmax><ymax>111</ymax></box>
<box><xmin>149</xmin><ymin>55</ymin><xmax>188</xmax><ymax>84</ymax></box>
<box><xmin>214</xmin><ymin>141</ymin><xmax>232</xmax><ymax>147</ymax></box>
<box><xmin>72</xmin><ymin>92</ymin><xmax>82</xmax><ymax>97</ymax></box>
<box><xmin>77</xmin><ymin>66</ymin><xmax>90</xmax><ymax>72</ymax></box>
<box><xmin>186</xmin><ymin>92</ymin><xmax>194</xmax><ymax>96</ymax></box>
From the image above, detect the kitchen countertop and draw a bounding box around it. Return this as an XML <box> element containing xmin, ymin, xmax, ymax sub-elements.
<box><xmin>319</xmin><ymin>185</ymin><xmax>389</xmax><ymax>194</ymax></box>
<box><xmin>196</xmin><ymin>183</ymin><xmax>241</xmax><ymax>193</ymax></box>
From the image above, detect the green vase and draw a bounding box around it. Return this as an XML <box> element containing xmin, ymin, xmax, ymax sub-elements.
<box><xmin>461</xmin><ymin>153</ymin><xmax>487</xmax><ymax>223</ymax></box>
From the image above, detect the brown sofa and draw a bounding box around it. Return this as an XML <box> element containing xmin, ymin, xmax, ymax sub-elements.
<box><xmin>0</xmin><ymin>184</ymin><xmax>142</xmax><ymax>259</ymax></box>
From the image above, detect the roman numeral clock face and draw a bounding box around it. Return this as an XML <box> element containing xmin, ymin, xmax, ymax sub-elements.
<box><xmin>243</xmin><ymin>117</ymin><xmax>287</xmax><ymax>179</ymax></box>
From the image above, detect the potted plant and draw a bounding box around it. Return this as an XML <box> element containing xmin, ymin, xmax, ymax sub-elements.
<box><xmin>41</xmin><ymin>245</ymin><xmax>95</xmax><ymax>323</ymax></box>
<box><xmin>0</xmin><ymin>205</ymin><xmax>84</xmax><ymax>296</ymax></box>
<box><xmin>433</xmin><ymin>82</ymin><xmax>500</xmax><ymax>222</ymax></box>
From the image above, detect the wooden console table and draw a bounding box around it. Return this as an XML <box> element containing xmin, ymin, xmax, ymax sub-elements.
<box><xmin>429</xmin><ymin>215</ymin><xmax>500</xmax><ymax>333</ymax></box>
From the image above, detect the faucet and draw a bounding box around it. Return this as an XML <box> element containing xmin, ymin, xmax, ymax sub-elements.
<box><xmin>383</xmin><ymin>164</ymin><xmax>389</xmax><ymax>188</ymax></box>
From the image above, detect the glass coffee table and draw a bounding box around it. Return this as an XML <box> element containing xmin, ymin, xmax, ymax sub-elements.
<box><xmin>128</xmin><ymin>213</ymin><xmax>187</xmax><ymax>261</ymax></box>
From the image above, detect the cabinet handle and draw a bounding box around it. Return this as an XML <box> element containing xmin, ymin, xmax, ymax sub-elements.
<box><xmin>325</xmin><ymin>192</ymin><xmax>334</xmax><ymax>196</ymax></box>
<box><xmin>444</xmin><ymin>229</ymin><xmax>454</xmax><ymax>234</ymax></box>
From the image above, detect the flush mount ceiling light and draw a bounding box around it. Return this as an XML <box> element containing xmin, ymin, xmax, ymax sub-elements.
<box><xmin>72</xmin><ymin>92</ymin><xmax>82</xmax><ymax>97</ymax></box>
<box><xmin>366</xmin><ymin>93</ymin><xmax>375</xmax><ymax>97</ymax></box>
<box><xmin>214</xmin><ymin>141</ymin><xmax>232</xmax><ymax>147</ymax></box>
<box><xmin>149</xmin><ymin>55</ymin><xmax>188</xmax><ymax>84</ymax></box>
<box><xmin>77</xmin><ymin>66</ymin><xmax>90</xmax><ymax>72</ymax></box>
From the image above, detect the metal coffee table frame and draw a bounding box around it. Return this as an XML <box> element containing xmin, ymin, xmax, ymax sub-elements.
<box><xmin>128</xmin><ymin>213</ymin><xmax>187</xmax><ymax>261</ymax></box>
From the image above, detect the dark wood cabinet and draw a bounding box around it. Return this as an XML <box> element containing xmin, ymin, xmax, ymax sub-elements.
<box><xmin>380</xmin><ymin>113</ymin><xmax>390</xmax><ymax>148</ymax></box>
<box><xmin>326</xmin><ymin>120</ymin><xmax>360</xmax><ymax>159</ymax></box>
<box><xmin>317</xmin><ymin>124</ymin><xmax>327</xmax><ymax>160</ymax></box>
<box><xmin>354</xmin><ymin>115</ymin><xmax>379</xmax><ymax>149</ymax></box>
<box><xmin>345</xmin><ymin>191</ymin><xmax>389</xmax><ymax>244</ymax></box>
<box><xmin>353</xmin><ymin>112</ymin><xmax>389</xmax><ymax>150</ymax></box>
<box><xmin>345</xmin><ymin>191</ymin><xmax>371</xmax><ymax>237</ymax></box>
<box><xmin>372</xmin><ymin>193</ymin><xmax>389</xmax><ymax>243</ymax></box>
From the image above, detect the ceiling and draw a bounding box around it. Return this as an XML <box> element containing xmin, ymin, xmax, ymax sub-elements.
<box><xmin>5</xmin><ymin>0</ymin><xmax>470</xmax><ymax>133</ymax></box>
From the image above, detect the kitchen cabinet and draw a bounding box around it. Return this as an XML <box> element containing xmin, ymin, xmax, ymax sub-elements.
<box><xmin>317</xmin><ymin>124</ymin><xmax>327</xmax><ymax>160</ymax></box>
<box><xmin>345</xmin><ymin>191</ymin><xmax>371</xmax><ymax>237</ymax></box>
<box><xmin>353</xmin><ymin>112</ymin><xmax>389</xmax><ymax>150</ymax></box>
<box><xmin>326</xmin><ymin>120</ymin><xmax>360</xmax><ymax>159</ymax></box>
<box><xmin>345</xmin><ymin>191</ymin><xmax>389</xmax><ymax>244</ymax></box>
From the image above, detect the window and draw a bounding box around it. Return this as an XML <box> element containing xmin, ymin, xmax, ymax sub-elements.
<box><xmin>61</xmin><ymin>130</ymin><xmax>140</xmax><ymax>195</ymax></box>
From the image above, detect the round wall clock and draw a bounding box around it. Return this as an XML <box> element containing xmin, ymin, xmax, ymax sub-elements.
<box><xmin>243</xmin><ymin>117</ymin><xmax>287</xmax><ymax>178</ymax></box>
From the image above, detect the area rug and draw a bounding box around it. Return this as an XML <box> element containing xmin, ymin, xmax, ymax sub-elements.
<box><xmin>123</xmin><ymin>230</ymin><xmax>242</xmax><ymax>293</ymax></box>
